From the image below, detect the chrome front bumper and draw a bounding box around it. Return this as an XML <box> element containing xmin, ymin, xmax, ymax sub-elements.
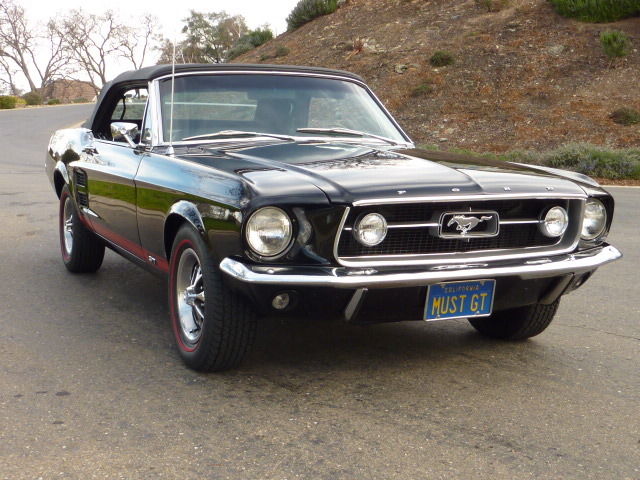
<box><xmin>219</xmin><ymin>245</ymin><xmax>621</xmax><ymax>289</ymax></box>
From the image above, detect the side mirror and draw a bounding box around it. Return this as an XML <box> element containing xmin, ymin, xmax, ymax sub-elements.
<box><xmin>111</xmin><ymin>122</ymin><xmax>140</xmax><ymax>147</ymax></box>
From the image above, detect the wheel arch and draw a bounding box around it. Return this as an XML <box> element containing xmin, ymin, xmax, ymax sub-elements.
<box><xmin>164</xmin><ymin>201</ymin><xmax>207</xmax><ymax>260</ymax></box>
<box><xmin>53</xmin><ymin>162</ymin><xmax>70</xmax><ymax>198</ymax></box>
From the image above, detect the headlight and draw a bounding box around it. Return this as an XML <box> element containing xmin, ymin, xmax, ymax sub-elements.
<box><xmin>581</xmin><ymin>199</ymin><xmax>607</xmax><ymax>240</ymax></box>
<box><xmin>354</xmin><ymin>213</ymin><xmax>388</xmax><ymax>246</ymax></box>
<box><xmin>540</xmin><ymin>206</ymin><xmax>568</xmax><ymax>238</ymax></box>
<box><xmin>246</xmin><ymin>207</ymin><xmax>293</xmax><ymax>257</ymax></box>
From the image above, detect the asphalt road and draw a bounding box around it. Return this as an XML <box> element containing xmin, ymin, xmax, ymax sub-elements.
<box><xmin>0</xmin><ymin>105</ymin><xmax>638</xmax><ymax>480</ymax></box>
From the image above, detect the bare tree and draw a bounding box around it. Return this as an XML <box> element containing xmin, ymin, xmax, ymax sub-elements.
<box><xmin>0</xmin><ymin>0</ymin><xmax>67</xmax><ymax>92</ymax></box>
<box><xmin>37</xmin><ymin>21</ymin><xmax>69</xmax><ymax>88</ymax></box>
<box><xmin>54</xmin><ymin>10</ymin><xmax>159</xmax><ymax>93</ymax></box>
<box><xmin>116</xmin><ymin>14</ymin><xmax>158</xmax><ymax>70</ymax></box>
<box><xmin>53</xmin><ymin>10</ymin><xmax>121</xmax><ymax>93</ymax></box>
<box><xmin>0</xmin><ymin>55</ymin><xmax>17</xmax><ymax>94</ymax></box>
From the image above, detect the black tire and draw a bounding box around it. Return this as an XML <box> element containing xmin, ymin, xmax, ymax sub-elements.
<box><xmin>59</xmin><ymin>185</ymin><xmax>105</xmax><ymax>273</ymax></box>
<box><xmin>468</xmin><ymin>300</ymin><xmax>560</xmax><ymax>340</ymax></box>
<box><xmin>168</xmin><ymin>225</ymin><xmax>256</xmax><ymax>372</ymax></box>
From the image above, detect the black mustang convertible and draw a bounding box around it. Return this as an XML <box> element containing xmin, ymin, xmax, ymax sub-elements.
<box><xmin>46</xmin><ymin>64</ymin><xmax>621</xmax><ymax>371</ymax></box>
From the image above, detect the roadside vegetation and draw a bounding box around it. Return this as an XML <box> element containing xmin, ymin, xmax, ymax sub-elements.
<box><xmin>610</xmin><ymin>107</ymin><xmax>640</xmax><ymax>126</ymax></box>
<box><xmin>549</xmin><ymin>0</ymin><xmax>640</xmax><ymax>22</ymax></box>
<box><xmin>22</xmin><ymin>92</ymin><xmax>42</xmax><ymax>105</ymax></box>
<box><xmin>0</xmin><ymin>94</ymin><xmax>90</xmax><ymax>109</ymax></box>
<box><xmin>429</xmin><ymin>51</ymin><xmax>455</xmax><ymax>67</ymax></box>
<box><xmin>420</xmin><ymin>143</ymin><xmax>640</xmax><ymax>181</ymax></box>
<box><xmin>227</xmin><ymin>28</ymin><xmax>274</xmax><ymax>60</ymax></box>
<box><xmin>0</xmin><ymin>95</ymin><xmax>17</xmax><ymax>109</ymax></box>
<box><xmin>286</xmin><ymin>0</ymin><xmax>340</xmax><ymax>31</ymax></box>
<box><xmin>475</xmin><ymin>0</ymin><xmax>511</xmax><ymax>12</ymax></box>
<box><xmin>600</xmin><ymin>30</ymin><xmax>632</xmax><ymax>59</ymax></box>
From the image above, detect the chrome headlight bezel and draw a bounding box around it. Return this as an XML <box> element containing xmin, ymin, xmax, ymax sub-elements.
<box><xmin>540</xmin><ymin>206</ymin><xmax>569</xmax><ymax>238</ymax></box>
<box><xmin>245</xmin><ymin>206</ymin><xmax>294</xmax><ymax>258</ymax></box>
<box><xmin>353</xmin><ymin>212</ymin><xmax>388</xmax><ymax>247</ymax></box>
<box><xmin>581</xmin><ymin>198</ymin><xmax>607</xmax><ymax>241</ymax></box>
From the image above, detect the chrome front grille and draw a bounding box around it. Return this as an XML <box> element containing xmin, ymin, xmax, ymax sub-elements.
<box><xmin>335</xmin><ymin>197</ymin><xmax>584</xmax><ymax>266</ymax></box>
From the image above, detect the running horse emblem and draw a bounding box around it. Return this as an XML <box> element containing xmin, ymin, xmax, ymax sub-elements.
<box><xmin>447</xmin><ymin>215</ymin><xmax>493</xmax><ymax>235</ymax></box>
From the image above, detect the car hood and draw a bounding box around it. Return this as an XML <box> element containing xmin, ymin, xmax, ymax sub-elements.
<box><xmin>185</xmin><ymin>142</ymin><xmax>587</xmax><ymax>204</ymax></box>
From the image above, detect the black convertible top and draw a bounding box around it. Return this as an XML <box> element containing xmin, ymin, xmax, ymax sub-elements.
<box><xmin>110</xmin><ymin>63</ymin><xmax>364</xmax><ymax>85</ymax></box>
<box><xmin>84</xmin><ymin>64</ymin><xmax>365</xmax><ymax>129</ymax></box>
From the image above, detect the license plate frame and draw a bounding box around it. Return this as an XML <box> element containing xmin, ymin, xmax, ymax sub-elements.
<box><xmin>424</xmin><ymin>279</ymin><xmax>496</xmax><ymax>321</ymax></box>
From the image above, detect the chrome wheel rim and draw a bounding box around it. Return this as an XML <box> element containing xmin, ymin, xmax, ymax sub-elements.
<box><xmin>175</xmin><ymin>248</ymin><xmax>205</xmax><ymax>344</ymax></box>
<box><xmin>62</xmin><ymin>197</ymin><xmax>74</xmax><ymax>255</ymax></box>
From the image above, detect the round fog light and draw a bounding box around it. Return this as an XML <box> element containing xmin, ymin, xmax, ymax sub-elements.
<box><xmin>540</xmin><ymin>206</ymin><xmax>568</xmax><ymax>238</ymax></box>
<box><xmin>354</xmin><ymin>213</ymin><xmax>388</xmax><ymax>247</ymax></box>
<box><xmin>272</xmin><ymin>293</ymin><xmax>290</xmax><ymax>310</ymax></box>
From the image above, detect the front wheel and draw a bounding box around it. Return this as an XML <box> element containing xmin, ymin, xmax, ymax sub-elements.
<box><xmin>168</xmin><ymin>225</ymin><xmax>256</xmax><ymax>372</ymax></box>
<box><xmin>59</xmin><ymin>186</ymin><xmax>105</xmax><ymax>273</ymax></box>
<box><xmin>468</xmin><ymin>300</ymin><xmax>560</xmax><ymax>340</ymax></box>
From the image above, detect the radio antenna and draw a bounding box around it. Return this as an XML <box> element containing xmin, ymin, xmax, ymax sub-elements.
<box><xmin>166</xmin><ymin>35</ymin><xmax>177</xmax><ymax>156</ymax></box>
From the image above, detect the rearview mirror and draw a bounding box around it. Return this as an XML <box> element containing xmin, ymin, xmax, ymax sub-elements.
<box><xmin>111</xmin><ymin>122</ymin><xmax>139</xmax><ymax>147</ymax></box>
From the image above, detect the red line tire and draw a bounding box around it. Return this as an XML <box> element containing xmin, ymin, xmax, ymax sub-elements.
<box><xmin>168</xmin><ymin>225</ymin><xmax>256</xmax><ymax>372</ymax></box>
<box><xmin>59</xmin><ymin>185</ymin><xmax>105</xmax><ymax>273</ymax></box>
<box><xmin>468</xmin><ymin>300</ymin><xmax>560</xmax><ymax>340</ymax></box>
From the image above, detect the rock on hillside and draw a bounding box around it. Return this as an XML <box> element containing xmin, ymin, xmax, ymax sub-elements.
<box><xmin>233</xmin><ymin>0</ymin><xmax>640</xmax><ymax>152</ymax></box>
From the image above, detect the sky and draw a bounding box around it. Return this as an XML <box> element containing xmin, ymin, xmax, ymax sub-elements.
<box><xmin>26</xmin><ymin>0</ymin><xmax>299</xmax><ymax>36</ymax></box>
<box><xmin>10</xmin><ymin>0</ymin><xmax>301</xmax><ymax>90</ymax></box>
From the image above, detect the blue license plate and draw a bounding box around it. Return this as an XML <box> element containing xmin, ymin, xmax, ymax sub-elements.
<box><xmin>424</xmin><ymin>279</ymin><xmax>495</xmax><ymax>321</ymax></box>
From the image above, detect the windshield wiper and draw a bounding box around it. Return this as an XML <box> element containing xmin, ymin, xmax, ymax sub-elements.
<box><xmin>182</xmin><ymin>130</ymin><xmax>296</xmax><ymax>142</ymax></box>
<box><xmin>296</xmin><ymin>127</ymin><xmax>402</xmax><ymax>146</ymax></box>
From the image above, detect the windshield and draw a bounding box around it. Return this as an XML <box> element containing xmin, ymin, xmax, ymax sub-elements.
<box><xmin>158</xmin><ymin>74</ymin><xmax>407</xmax><ymax>144</ymax></box>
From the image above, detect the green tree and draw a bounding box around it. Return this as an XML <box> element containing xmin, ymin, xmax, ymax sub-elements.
<box><xmin>158</xmin><ymin>11</ymin><xmax>249</xmax><ymax>64</ymax></box>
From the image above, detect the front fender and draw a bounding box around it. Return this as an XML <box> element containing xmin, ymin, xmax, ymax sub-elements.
<box><xmin>49</xmin><ymin>161</ymin><xmax>71</xmax><ymax>197</ymax></box>
<box><xmin>168</xmin><ymin>200</ymin><xmax>206</xmax><ymax>234</ymax></box>
<box><xmin>164</xmin><ymin>200</ymin><xmax>206</xmax><ymax>257</ymax></box>
<box><xmin>46</xmin><ymin>128</ymin><xmax>95</xmax><ymax>195</ymax></box>
<box><xmin>163</xmin><ymin>200</ymin><xmax>244</xmax><ymax>264</ymax></box>
<box><xmin>54</xmin><ymin>161</ymin><xmax>71</xmax><ymax>184</ymax></box>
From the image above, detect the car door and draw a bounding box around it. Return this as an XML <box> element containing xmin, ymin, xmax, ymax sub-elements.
<box><xmin>79</xmin><ymin>87</ymin><xmax>148</xmax><ymax>253</ymax></box>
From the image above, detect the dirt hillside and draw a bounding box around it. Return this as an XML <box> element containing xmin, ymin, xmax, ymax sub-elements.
<box><xmin>233</xmin><ymin>0</ymin><xmax>640</xmax><ymax>152</ymax></box>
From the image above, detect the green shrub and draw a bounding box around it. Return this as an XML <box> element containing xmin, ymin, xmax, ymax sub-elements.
<box><xmin>411</xmin><ymin>82</ymin><xmax>435</xmax><ymax>97</ymax></box>
<box><xmin>72</xmin><ymin>97</ymin><xmax>89</xmax><ymax>104</ymax></box>
<box><xmin>0</xmin><ymin>96</ymin><xmax>17</xmax><ymax>109</ymax></box>
<box><xmin>432</xmin><ymin>143</ymin><xmax>640</xmax><ymax>180</ymax></box>
<box><xmin>600</xmin><ymin>30</ymin><xmax>632</xmax><ymax>58</ymax></box>
<box><xmin>610</xmin><ymin>107</ymin><xmax>640</xmax><ymax>125</ymax></box>
<box><xmin>244</xmin><ymin>28</ymin><xmax>274</xmax><ymax>48</ymax></box>
<box><xmin>227</xmin><ymin>27</ymin><xmax>275</xmax><ymax>61</ymax></box>
<box><xmin>541</xmin><ymin>143</ymin><xmax>640</xmax><ymax>179</ymax></box>
<box><xmin>430</xmin><ymin>51</ymin><xmax>455</xmax><ymax>67</ymax></box>
<box><xmin>22</xmin><ymin>91</ymin><xmax>42</xmax><ymax>105</ymax></box>
<box><xmin>287</xmin><ymin>0</ymin><xmax>339</xmax><ymax>31</ymax></box>
<box><xmin>475</xmin><ymin>0</ymin><xmax>510</xmax><ymax>12</ymax></box>
<box><xmin>549</xmin><ymin>0</ymin><xmax>640</xmax><ymax>23</ymax></box>
<box><xmin>47</xmin><ymin>98</ymin><xmax>61</xmax><ymax>105</ymax></box>
<box><xmin>14</xmin><ymin>97</ymin><xmax>26</xmax><ymax>107</ymax></box>
<box><xmin>275</xmin><ymin>46</ymin><xmax>290</xmax><ymax>57</ymax></box>
<box><xmin>226</xmin><ymin>43</ymin><xmax>254</xmax><ymax>60</ymax></box>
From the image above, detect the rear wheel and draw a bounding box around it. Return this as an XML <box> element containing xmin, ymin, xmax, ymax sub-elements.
<box><xmin>468</xmin><ymin>300</ymin><xmax>560</xmax><ymax>340</ymax></box>
<box><xmin>168</xmin><ymin>225</ymin><xmax>256</xmax><ymax>371</ymax></box>
<box><xmin>59</xmin><ymin>186</ymin><xmax>104</xmax><ymax>273</ymax></box>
